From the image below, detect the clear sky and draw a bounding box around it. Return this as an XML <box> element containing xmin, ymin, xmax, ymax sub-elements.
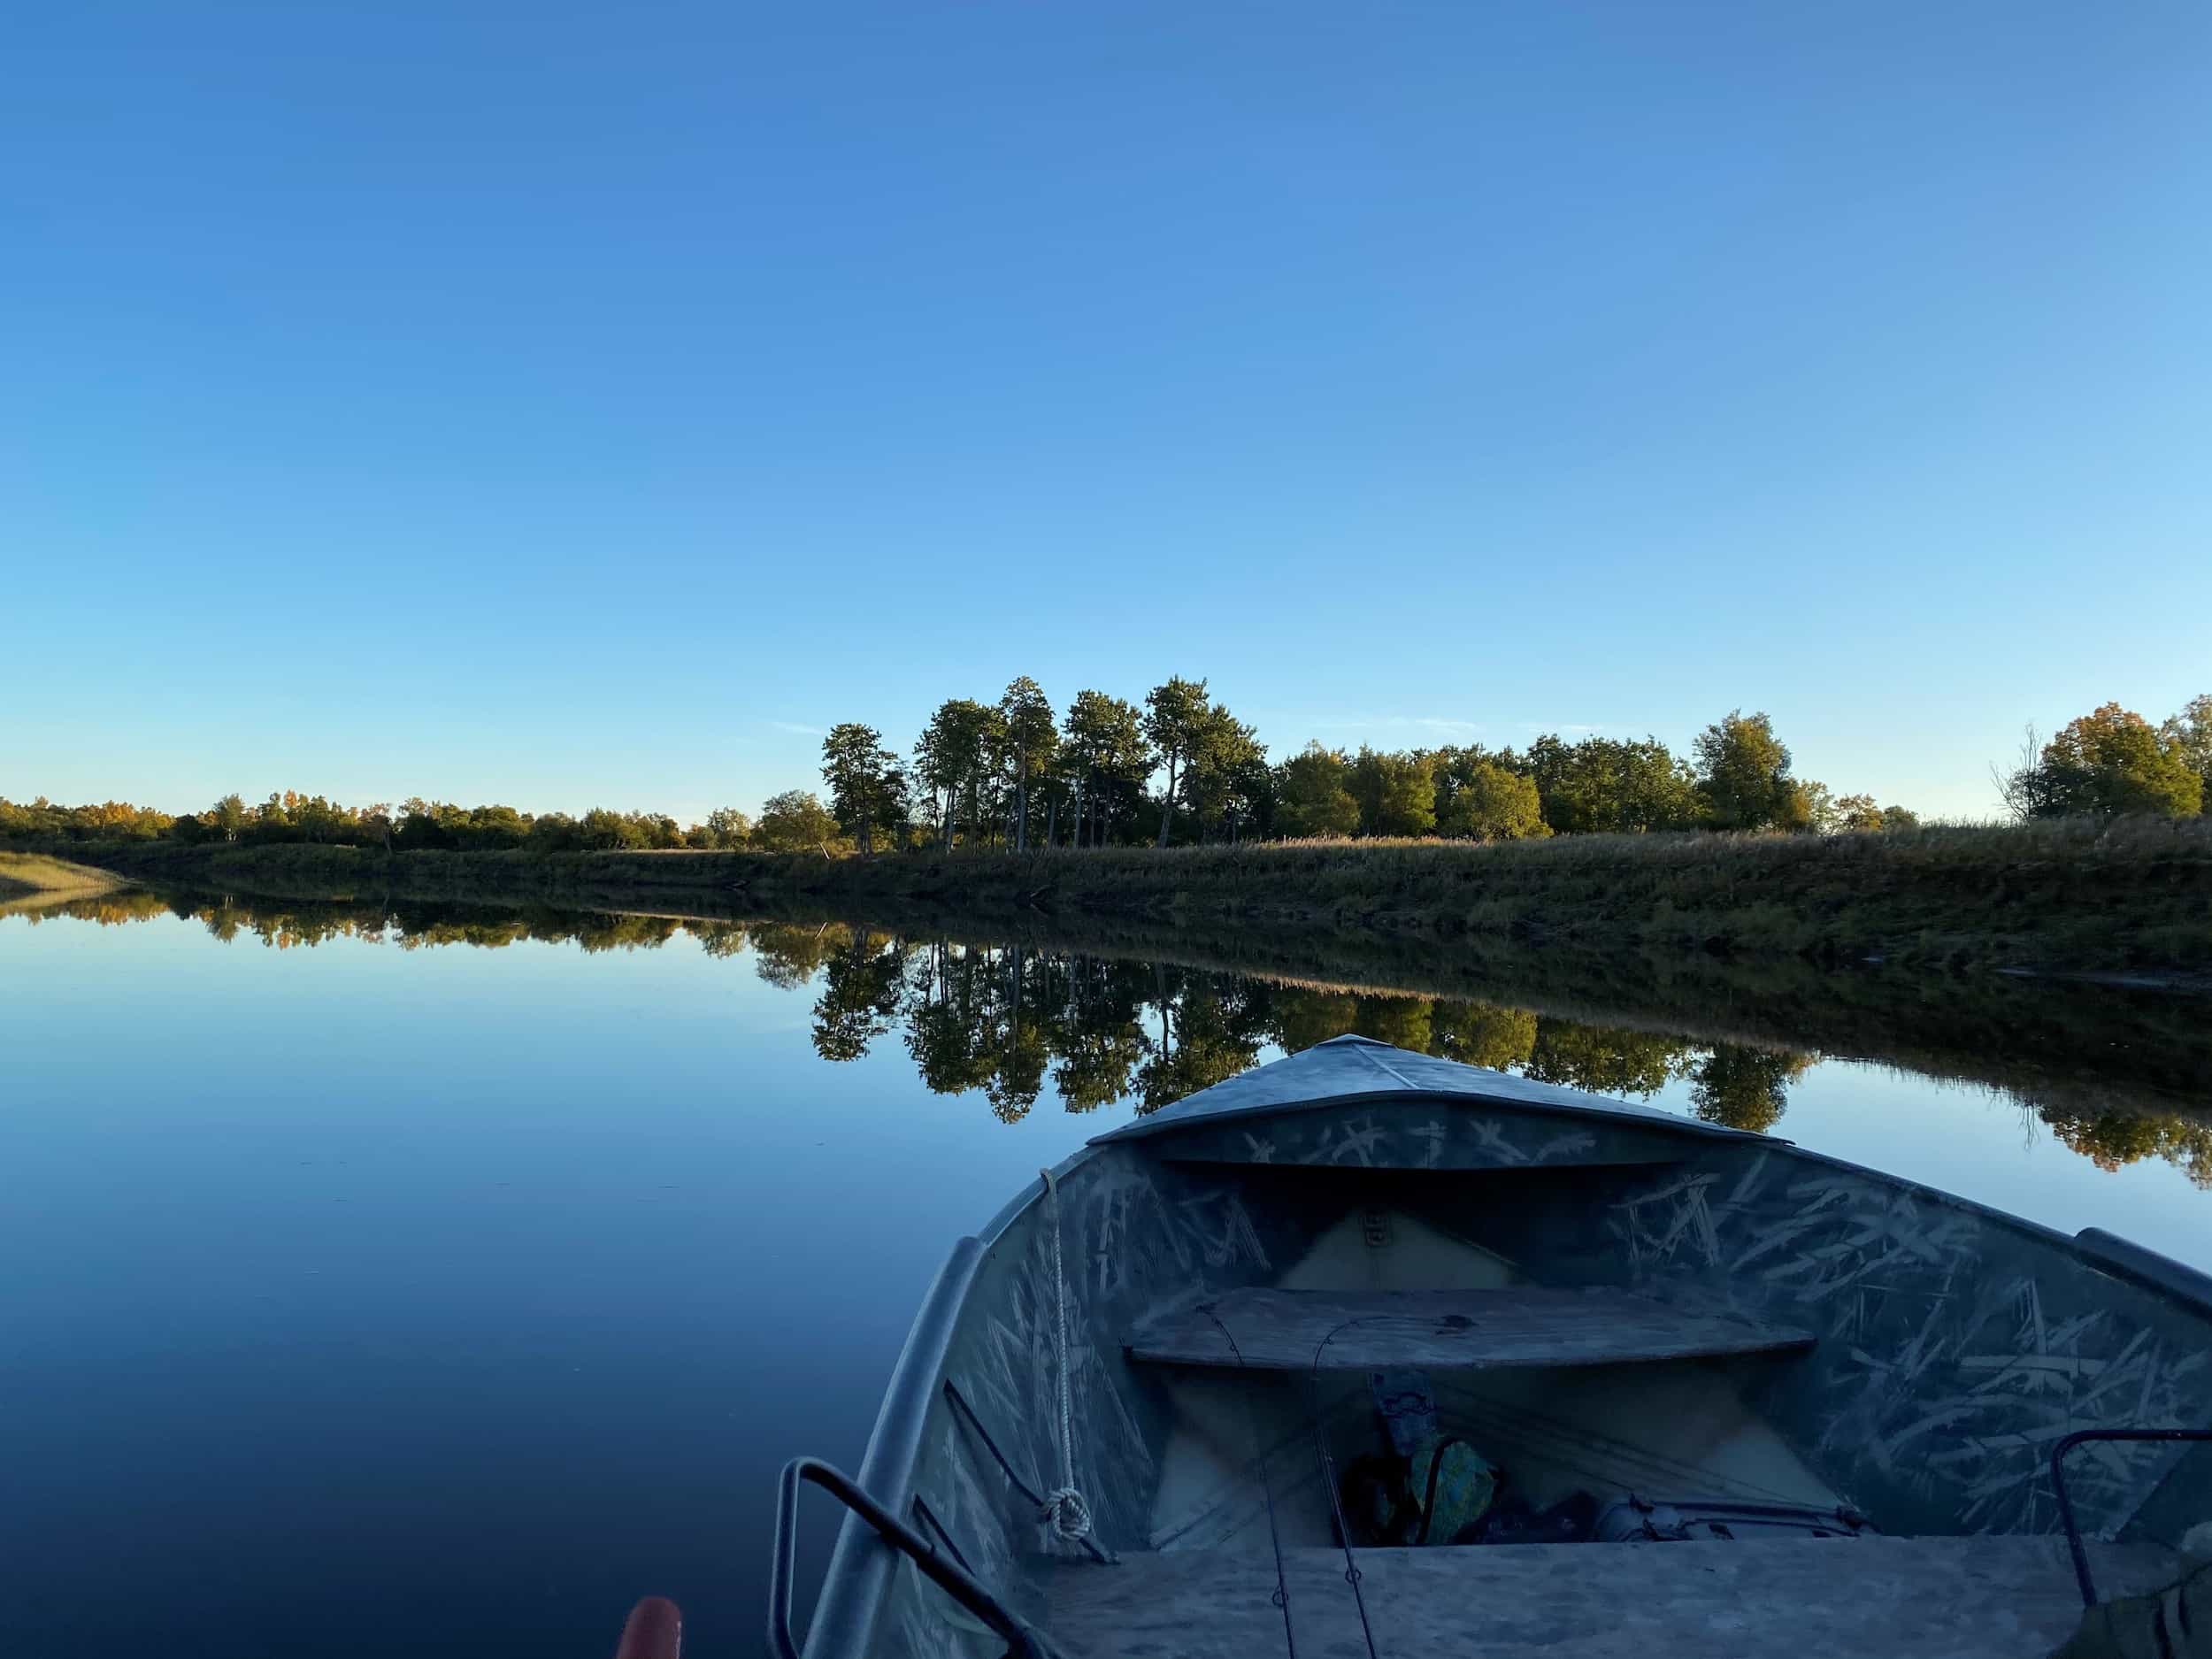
<box><xmin>7</xmin><ymin>0</ymin><xmax>2208</xmax><ymax>823</ymax></box>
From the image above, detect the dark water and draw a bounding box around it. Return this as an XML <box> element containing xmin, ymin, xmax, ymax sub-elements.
<box><xmin>4</xmin><ymin>893</ymin><xmax>2207</xmax><ymax>1656</ymax></box>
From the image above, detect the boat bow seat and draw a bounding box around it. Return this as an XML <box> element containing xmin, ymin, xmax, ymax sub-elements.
<box><xmin>1125</xmin><ymin>1286</ymin><xmax>1816</xmax><ymax>1373</ymax></box>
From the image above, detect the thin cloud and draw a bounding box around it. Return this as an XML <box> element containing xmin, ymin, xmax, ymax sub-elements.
<box><xmin>763</xmin><ymin>719</ymin><xmax>826</xmax><ymax>737</ymax></box>
<box><xmin>1311</xmin><ymin>715</ymin><xmax>1486</xmax><ymax>737</ymax></box>
<box><xmin>1406</xmin><ymin>717</ymin><xmax>1485</xmax><ymax>735</ymax></box>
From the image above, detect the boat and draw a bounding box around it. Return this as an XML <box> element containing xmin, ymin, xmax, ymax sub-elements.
<box><xmin>768</xmin><ymin>1035</ymin><xmax>2212</xmax><ymax>1658</ymax></box>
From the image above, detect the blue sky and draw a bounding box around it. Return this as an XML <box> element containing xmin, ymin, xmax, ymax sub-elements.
<box><xmin>7</xmin><ymin>0</ymin><xmax>2208</xmax><ymax>822</ymax></box>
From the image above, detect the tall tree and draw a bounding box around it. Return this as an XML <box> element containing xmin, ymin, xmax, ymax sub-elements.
<box><xmin>1274</xmin><ymin>742</ymin><xmax>1361</xmax><ymax>838</ymax></box>
<box><xmin>1143</xmin><ymin>677</ymin><xmax>1213</xmax><ymax>847</ymax></box>
<box><xmin>2008</xmin><ymin>702</ymin><xmax>2204</xmax><ymax>818</ymax></box>
<box><xmin>1181</xmin><ymin>704</ymin><xmax>1267</xmax><ymax>841</ymax></box>
<box><xmin>996</xmin><ymin>677</ymin><xmax>1058</xmax><ymax>853</ymax></box>
<box><xmin>1061</xmin><ymin>691</ymin><xmax>1153</xmax><ymax>848</ymax></box>
<box><xmin>209</xmin><ymin>794</ymin><xmax>248</xmax><ymax>841</ymax></box>
<box><xmin>1693</xmin><ymin>710</ymin><xmax>1801</xmax><ymax>831</ymax></box>
<box><xmin>913</xmin><ymin>698</ymin><xmax>1004</xmax><ymax>851</ymax></box>
<box><xmin>820</xmin><ymin>723</ymin><xmax>902</xmax><ymax>856</ymax></box>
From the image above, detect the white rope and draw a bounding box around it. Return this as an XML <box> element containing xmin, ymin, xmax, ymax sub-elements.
<box><xmin>1039</xmin><ymin>1165</ymin><xmax>1094</xmax><ymax>1545</ymax></box>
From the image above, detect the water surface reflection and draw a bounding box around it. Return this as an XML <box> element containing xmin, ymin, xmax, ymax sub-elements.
<box><xmin>20</xmin><ymin>889</ymin><xmax>2208</xmax><ymax>1187</ymax></box>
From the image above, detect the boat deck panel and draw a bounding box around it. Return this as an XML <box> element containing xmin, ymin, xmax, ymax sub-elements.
<box><xmin>1037</xmin><ymin>1536</ymin><xmax>2181</xmax><ymax>1659</ymax></box>
<box><xmin>1125</xmin><ymin>1286</ymin><xmax>1816</xmax><ymax>1372</ymax></box>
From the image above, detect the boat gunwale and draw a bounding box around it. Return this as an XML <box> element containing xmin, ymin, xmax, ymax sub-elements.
<box><xmin>1087</xmin><ymin>1083</ymin><xmax>1775</xmax><ymax>1149</ymax></box>
<box><xmin>1087</xmin><ymin>1035</ymin><xmax>1775</xmax><ymax>1148</ymax></box>
<box><xmin>799</xmin><ymin>1233</ymin><xmax>987</xmax><ymax>1659</ymax></box>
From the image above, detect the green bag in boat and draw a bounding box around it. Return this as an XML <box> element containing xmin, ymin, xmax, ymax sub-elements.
<box><xmin>1406</xmin><ymin>1433</ymin><xmax>1497</xmax><ymax>1546</ymax></box>
<box><xmin>1342</xmin><ymin>1432</ymin><xmax>1498</xmax><ymax>1547</ymax></box>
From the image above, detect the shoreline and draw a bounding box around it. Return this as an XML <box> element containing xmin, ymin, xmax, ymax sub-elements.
<box><xmin>25</xmin><ymin>875</ymin><xmax>2212</xmax><ymax>1135</ymax></box>
<box><xmin>0</xmin><ymin>851</ymin><xmax>133</xmax><ymax>910</ymax></box>
<box><xmin>39</xmin><ymin>816</ymin><xmax>2212</xmax><ymax>980</ymax></box>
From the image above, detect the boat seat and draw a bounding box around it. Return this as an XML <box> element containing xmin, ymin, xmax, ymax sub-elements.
<box><xmin>1125</xmin><ymin>1286</ymin><xmax>1816</xmax><ymax>1372</ymax></box>
<box><xmin>1036</xmin><ymin>1535</ymin><xmax>2184</xmax><ymax>1659</ymax></box>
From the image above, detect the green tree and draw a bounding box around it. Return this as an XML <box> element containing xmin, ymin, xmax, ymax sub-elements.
<box><xmin>1694</xmin><ymin>710</ymin><xmax>1801</xmax><ymax>831</ymax></box>
<box><xmin>820</xmin><ymin>723</ymin><xmax>903</xmax><ymax>856</ymax></box>
<box><xmin>2160</xmin><ymin>693</ymin><xmax>2212</xmax><ymax>797</ymax></box>
<box><xmin>1060</xmin><ymin>690</ymin><xmax>1153</xmax><ymax>848</ymax></box>
<box><xmin>702</xmin><ymin>807</ymin><xmax>751</xmax><ymax>849</ymax></box>
<box><xmin>1437</xmin><ymin>760</ymin><xmax>1547</xmax><ymax>840</ymax></box>
<box><xmin>1518</xmin><ymin>735</ymin><xmax>1699</xmax><ymax>834</ymax></box>
<box><xmin>1142</xmin><ymin>677</ymin><xmax>1213</xmax><ymax>847</ymax></box>
<box><xmin>1347</xmin><ymin>747</ymin><xmax>1436</xmax><ymax>837</ymax></box>
<box><xmin>2011</xmin><ymin>703</ymin><xmax>2204</xmax><ymax>818</ymax></box>
<box><xmin>996</xmin><ymin>677</ymin><xmax>1058</xmax><ymax>852</ymax></box>
<box><xmin>913</xmin><ymin>698</ymin><xmax>1004</xmax><ymax>851</ymax></box>
<box><xmin>1181</xmin><ymin>703</ymin><xmax>1268</xmax><ymax>841</ymax></box>
<box><xmin>209</xmin><ymin>794</ymin><xmax>248</xmax><ymax>842</ymax></box>
<box><xmin>1791</xmin><ymin>779</ymin><xmax>1836</xmax><ymax>834</ymax></box>
<box><xmin>1832</xmin><ymin>793</ymin><xmax>1885</xmax><ymax>833</ymax></box>
<box><xmin>754</xmin><ymin>789</ymin><xmax>843</xmax><ymax>853</ymax></box>
<box><xmin>579</xmin><ymin>807</ymin><xmax>650</xmax><ymax>850</ymax></box>
<box><xmin>1880</xmin><ymin>803</ymin><xmax>1922</xmax><ymax>831</ymax></box>
<box><xmin>246</xmin><ymin>791</ymin><xmax>295</xmax><ymax>844</ymax></box>
<box><xmin>1274</xmin><ymin>742</ymin><xmax>1361</xmax><ymax>838</ymax></box>
<box><xmin>465</xmin><ymin>803</ymin><xmax>528</xmax><ymax>849</ymax></box>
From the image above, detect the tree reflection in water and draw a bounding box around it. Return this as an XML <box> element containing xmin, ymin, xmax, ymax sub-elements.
<box><xmin>13</xmin><ymin>891</ymin><xmax>2208</xmax><ymax>1184</ymax></box>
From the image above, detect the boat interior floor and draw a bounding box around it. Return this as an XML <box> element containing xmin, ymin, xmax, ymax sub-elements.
<box><xmin>1035</xmin><ymin>1533</ymin><xmax>2183</xmax><ymax>1659</ymax></box>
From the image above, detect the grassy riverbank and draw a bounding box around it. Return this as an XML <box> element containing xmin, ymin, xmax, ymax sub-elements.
<box><xmin>55</xmin><ymin>816</ymin><xmax>2212</xmax><ymax>978</ymax></box>
<box><xmin>0</xmin><ymin>852</ymin><xmax>132</xmax><ymax>910</ymax></box>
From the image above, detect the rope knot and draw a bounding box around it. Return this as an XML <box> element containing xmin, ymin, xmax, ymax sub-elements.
<box><xmin>1038</xmin><ymin>1165</ymin><xmax>1100</xmax><ymax>1555</ymax></box>
<box><xmin>1041</xmin><ymin>1486</ymin><xmax>1093</xmax><ymax>1541</ymax></box>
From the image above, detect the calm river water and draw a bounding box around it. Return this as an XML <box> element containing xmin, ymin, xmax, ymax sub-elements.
<box><xmin>4</xmin><ymin>893</ymin><xmax>2207</xmax><ymax>1656</ymax></box>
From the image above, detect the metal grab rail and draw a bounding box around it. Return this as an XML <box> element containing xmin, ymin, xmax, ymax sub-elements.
<box><xmin>768</xmin><ymin>1456</ymin><xmax>1042</xmax><ymax>1659</ymax></box>
<box><xmin>2049</xmin><ymin>1426</ymin><xmax>2212</xmax><ymax>1607</ymax></box>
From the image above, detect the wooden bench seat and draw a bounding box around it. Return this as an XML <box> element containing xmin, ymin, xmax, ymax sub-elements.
<box><xmin>1125</xmin><ymin>1286</ymin><xmax>1816</xmax><ymax>1372</ymax></box>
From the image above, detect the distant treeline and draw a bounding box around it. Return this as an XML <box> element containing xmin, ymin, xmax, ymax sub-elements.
<box><xmin>6</xmin><ymin>684</ymin><xmax>2206</xmax><ymax>856</ymax></box>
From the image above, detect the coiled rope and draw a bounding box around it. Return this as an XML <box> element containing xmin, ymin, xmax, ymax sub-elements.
<box><xmin>1039</xmin><ymin>1165</ymin><xmax>1094</xmax><ymax>1547</ymax></box>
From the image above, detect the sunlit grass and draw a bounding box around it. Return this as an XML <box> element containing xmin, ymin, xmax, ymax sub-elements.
<box><xmin>0</xmin><ymin>851</ymin><xmax>132</xmax><ymax>911</ymax></box>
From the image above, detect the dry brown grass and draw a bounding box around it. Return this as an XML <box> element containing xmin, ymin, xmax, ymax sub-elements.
<box><xmin>0</xmin><ymin>852</ymin><xmax>133</xmax><ymax>912</ymax></box>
